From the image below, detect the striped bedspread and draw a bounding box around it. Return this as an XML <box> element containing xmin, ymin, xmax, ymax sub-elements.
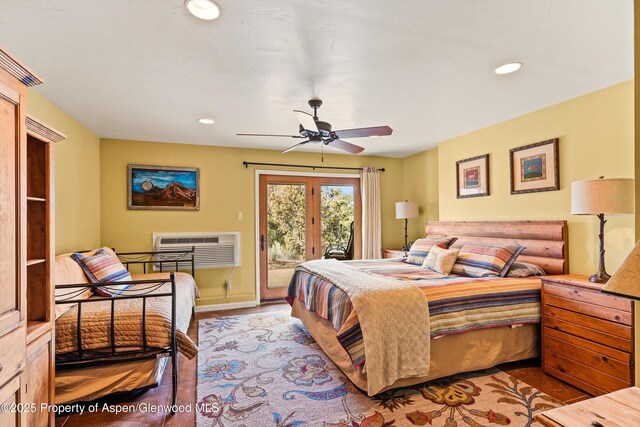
<box><xmin>286</xmin><ymin>259</ymin><xmax>541</xmax><ymax>366</ymax></box>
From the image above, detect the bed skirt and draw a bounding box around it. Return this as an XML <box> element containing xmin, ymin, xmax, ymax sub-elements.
<box><xmin>291</xmin><ymin>298</ymin><xmax>539</xmax><ymax>393</ymax></box>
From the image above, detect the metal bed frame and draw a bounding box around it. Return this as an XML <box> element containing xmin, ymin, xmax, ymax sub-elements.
<box><xmin>54</xmin><ymin>248</ymin><xmax>196</xmax><ymax>411</ymax></box>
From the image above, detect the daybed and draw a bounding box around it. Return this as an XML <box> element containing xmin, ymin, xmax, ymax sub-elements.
<box><xmin>53</xmin><ymin>247</ymin><xmax>199</xmax><ymax>406</ymax></box>
<box><xmin>287</xmin><ymin>220</ymin><xmax>568</xmax><ymax>396</ymax></box>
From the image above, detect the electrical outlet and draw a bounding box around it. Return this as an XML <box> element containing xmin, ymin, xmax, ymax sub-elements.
<box><xmin>236</xmin><ymin>211</ymin><xmax>243</xmax><ymax>220</ymax></box>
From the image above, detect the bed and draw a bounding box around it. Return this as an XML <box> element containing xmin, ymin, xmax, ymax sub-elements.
<box><xmin>287</xmin><ymin>220</ymin><xmax>568</xmax><ymax>395</ymax></box>
<box><xmin>54</xmin><ymin>248</ymin><xmax>199</xmax><ymax>406</ymax></box>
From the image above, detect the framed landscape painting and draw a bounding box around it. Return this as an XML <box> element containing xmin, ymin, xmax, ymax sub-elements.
<box><xmin>456</xmin><ymin>154</ymin><xmax>489</xmax><ymax>198</ymax></box>
<box><xmin>128</xmin><ymin>165</ymin><xmax>200</xmax><ymax>210</ymax></box>
<box><xmin>509</xmin><ymin>138</ymin><xmax>559</xmax><ymax>195</ymax></box>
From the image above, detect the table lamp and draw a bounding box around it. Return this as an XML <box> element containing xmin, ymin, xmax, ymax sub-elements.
<box><xmin>571</xmin><ymin>177</ymin><xmax>634</xmax><ymax>283</ymax></box>
<box><xmin>395</xmin><ymin>201</ymin><xmax>418</xmax><ymax>251</ymax></box>
<box><xmin>602</xmin><ymin>239</ymin><xmax>640</xmax><ymax>299</ymax></box>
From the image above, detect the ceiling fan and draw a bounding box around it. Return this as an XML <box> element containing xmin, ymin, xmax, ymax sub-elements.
<box><xmin>237</xmin><ymin>99</ymin><xmax>393</xmax><ymax>154</ymax></box>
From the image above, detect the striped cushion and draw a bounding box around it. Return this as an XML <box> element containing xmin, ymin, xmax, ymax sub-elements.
<box><xmin>71</xmin><ymin>249</ymin><xmax>132</xmax><ymax>296</ymax></box>
<box><xmin>451</xmin><ymin>243</ymin><xmax>525</xmax><ymax>278</ymax></box>
<box><xmin>405</xmin><ymin>237</ymin><xmax>458</xmax><ymax>265</ymax></box>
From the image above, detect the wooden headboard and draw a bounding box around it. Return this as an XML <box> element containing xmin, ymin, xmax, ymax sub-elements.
<box><xmin>425</xmin><ymin>220</ymin><xmax>568</xmax><ymax>275</ymax></box>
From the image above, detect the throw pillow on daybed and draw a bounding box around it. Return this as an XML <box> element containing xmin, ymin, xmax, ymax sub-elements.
<box><xmin>405</xmin><ymin>236</ymin><xmax>458</xmax><ymax>265</ymax></box>
<box><xmin>422</xmin><ymin>245</ymin><xmax>460</xmax><ymax>275</ymax></box>
<box><xmin>54</xmin><ymin>254</ymin><xmax>94</xmax><ymax>319</ymax></box>
<box><xmin>71</xmin><ymin>248</ymin><xmax>133</xmax><ymax>296</ymax></box>
<box><xmin>451</xmin><ymin>242</ymin><xmax>525</xmax><ymax>278</ymax></box>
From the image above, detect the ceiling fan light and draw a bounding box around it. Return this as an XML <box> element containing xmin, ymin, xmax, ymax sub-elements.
<box><xmin>495</xmin><ymin>62</ymin><xmax>523</xmax><ymax>75</ymax></box>
<box><xmin>198</xmin><ymin>118</ymin><xmax>215</xmax><ymax>124</ymax></box>
<box><xmin>185</xmin><ymin>0</ymin><xmax>221</xmax><ymax>21</ymax></box>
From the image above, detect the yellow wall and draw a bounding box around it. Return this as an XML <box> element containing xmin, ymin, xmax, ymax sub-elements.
<box><xmin>99</xmin><ymin>139</ymin><xmax>405</xmax><ymax>306</ymax></box>
<box><xmin>401</xmin><ymin>147</ymin><xmax>439</xmax><ymax>241</ymax></box>
<box><xmin>27</xmin><ymin>90</ymin><xmax>101</xmax><ymax>254</ymax></box>
<box><xmin>436</xmin><ymin>81</ymin><xmax>635</xmax><ymax>275</ymax></box>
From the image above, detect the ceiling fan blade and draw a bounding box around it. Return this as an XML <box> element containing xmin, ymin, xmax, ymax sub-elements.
<box><xmin>282</xmin><ymin>140</ymin><xmax>310</xmax><ymax>154</ymax></box>
<box><xmin>328</xmin><ymin>139</ymin><xmax>365</xmax><ymax>154</ymax></box>
<box><xmin>237</xmin><ymin>133</ymin><xmax>305</xmax><ymax>138</ymax></box>
<box><xmin>333</xmin><ymin>126</ymin><xmax>393</xmax><ymax>139</ymax></box>
<box><xmin>293</xmin><ymin>110</ymin><xmax>319</xmax><ymax>133</ymax></box>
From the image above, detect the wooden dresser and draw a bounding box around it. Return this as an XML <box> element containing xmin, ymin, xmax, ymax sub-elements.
<box><xmin>0</xmin><ymin>46</ymin><xmax>58</xmax><ymax>426</ymax></box>
<box><xmin>541</xmin><ymin>275</ymin><xmax>634</xmax><ymax>396</ymax></box>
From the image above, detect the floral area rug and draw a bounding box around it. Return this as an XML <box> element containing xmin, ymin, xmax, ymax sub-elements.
<box><xmin>196</xmin><ymin>311</ymin><xmax>561</xmax><ymax>427</ymax></box>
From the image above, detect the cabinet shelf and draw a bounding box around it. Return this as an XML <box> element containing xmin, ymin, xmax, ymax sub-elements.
<box><xmin>26</xmin><ymin>259</ymin><xmax>46</xmax><ymax>266</ymax></box>
<box><xmin>27</xmin><ymin>196</ymin><xmax>46</xmax><ymax>202</ymax></box>
<box><xmin>27</xmin><ymin>320</ymin><xmax>51</xmax><ymax>344</ymax></box>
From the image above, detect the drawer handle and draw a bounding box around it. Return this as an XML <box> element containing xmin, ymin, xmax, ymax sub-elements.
<box><xmin>590</xmin><ymin>422</ymin><xmax>604</xmax><ymax>427</ymax></box>
<box><xmin>602</xmin><ymin>356</ymin><xmax>609</xmax><ymax>363</ymax></box>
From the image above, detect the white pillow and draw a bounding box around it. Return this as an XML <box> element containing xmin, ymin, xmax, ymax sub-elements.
<box><xmin>422</xmin><ymin>245</ymin><xmax>460</xmax><ymax>275</ymax></box>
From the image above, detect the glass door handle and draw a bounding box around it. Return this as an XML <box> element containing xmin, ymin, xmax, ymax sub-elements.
<box><xmin>260</xmin><ymin>234</ymin><xmax>265</xmax><ymax>251</ymax></box>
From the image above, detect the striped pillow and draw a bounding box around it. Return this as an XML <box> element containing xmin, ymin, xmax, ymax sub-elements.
<box><xmin>451</xmin><ymin>243</ymin><xmax>525</xmax><ymax>278</ymax></box>
<box><xmin>406</xmin><ymin>237</ymin><xmax>458</xmax><ymax>265</ymax></box>
<box><xmin>71</xmin><ymin>249</ymin><xmax>132</xmax><ymax>296</ymax></box>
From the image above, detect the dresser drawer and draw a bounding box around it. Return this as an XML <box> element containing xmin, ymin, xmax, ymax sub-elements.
<box><xmin>543</xmin><ymin>306</ymin><xmax>632</xmax><ymax>340</ymax></box>
<box><xmin>544</xmin><ymin>350</ymin><xmax>630</xmax><ymax>395</ymax></box>
<box><xmin>544</xmin><ymin>293</ymin><xmax>632</xmax><ymax>325</ymax></box>
<box><xmin>545</xmin><ymin>332</ymin><xmax>631</xmax><ymax>381</ymax></box>
<box><xmin>543</xmin><ymin>315</ymin><xmax>633</xmax><ymax>352</ymax></box>
<box><xmin>0</xmin><ymin>327</ymin><xmax>25</xmax><ymax>388</ymax></box>
<box><xmin>543</xmin><ymin>282</ymin><xmax>632</xmax><ymax>312</ymax></box>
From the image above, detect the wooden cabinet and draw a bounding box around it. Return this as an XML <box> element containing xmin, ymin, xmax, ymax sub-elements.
<box><xmin>0</xmin><ymin>45</ymin><xmax>56</xmax><ymax>426</ymax></box>
<box><xmin>0</xmin><ymin>376</ymin><xmax>25</xmax><ymax>427</ymax></box>
<box><xmin>382</xmin><ymin>249</ymin><xmax>408</xmax><ymax>259</ymax></box>
<box><xmin>23</xmin><ymin>118</ymin><xmax>63</xmax><ymax>427</ymax></box>
<box><xmin>541</xmin><ymin>275</ymin><xmax>635</xmax><ymax>396</ymax></box>
<box><xmin>25</xmin><ymin>331</ymin><xmax>54</xmax><ymax>427</ymax></box>
<box><xmin>0</xmin><ymin>52</ymin><xmax>27</xmax><ymax>339</ymax></box>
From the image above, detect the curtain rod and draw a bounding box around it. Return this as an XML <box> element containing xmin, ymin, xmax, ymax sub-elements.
<box><xmin>242</xmin><ymin>161</ymin><xmax>385</xmax><ymax>172</ymax></box>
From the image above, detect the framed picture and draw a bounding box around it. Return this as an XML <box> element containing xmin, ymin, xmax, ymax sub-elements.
<box><xmin>128</xmin><ymin>164</ymin><xmax>200</xmax><ymax>210</ymax></box>
<box><xmin>509</xmin><ymin>138</ymin><xmax>559</xmax><ymax>195</ymax></box>
<box><xmin>456</xmin><ymin>154</ymin><xmax>489</xmax><ymax>198</ymax></box>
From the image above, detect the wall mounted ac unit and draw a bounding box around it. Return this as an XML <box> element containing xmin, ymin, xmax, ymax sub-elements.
<box><xmin>152</xmin><ymin>232</ymin><xmax>240</xmax><ymax>270</ymax></box>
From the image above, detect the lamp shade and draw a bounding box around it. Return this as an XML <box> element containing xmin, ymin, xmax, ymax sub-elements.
<box><xmin>602</xmin><ymin>240</ymin><xmax>640</xmax><ymax>299</ymax></box>
<box><xmin>571</xmin><ymin>178</ymin><xmax>634</xmax><ymax>215</ymax></box>
<box><xmin>395</xmin><ymin>201</ymin><xmax>418</xmax><ymax>219</ymax></box>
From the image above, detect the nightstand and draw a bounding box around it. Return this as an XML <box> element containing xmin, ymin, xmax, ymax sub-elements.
<box><xmin>382</xmin><ymin>249</ymin><xmax>408</xmax><ymax>259</ymax></box>
<box><xmin>541</xmin><ymin>275</ymin><xmax>635</xmax><ymax>396</ymax></box>
<box><xmin>535</xmin><ymin>386</ymin><xmax>640</xmax><ymax>426</ymax></box>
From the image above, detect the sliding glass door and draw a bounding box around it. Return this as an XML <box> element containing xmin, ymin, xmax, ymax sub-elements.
<box><xmin>258</xmin><ymin>175</ymin><xmax>361</xmax><ymax>302</ymax></box>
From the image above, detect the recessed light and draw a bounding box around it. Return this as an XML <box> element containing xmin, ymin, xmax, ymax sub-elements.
<box><xmin>198</xmin><ymin>118</ymin><xmax>215</xmax><ymax>124</ymax></box>
<box><xmin>495</xmin><ymin>62</ymin><xmax>523</xmax><ymax>75</ymax></box>
<box><xmin>185</xmin><ymin>0</ymin><xmax>221</xmax><ymax>21</ymax></box>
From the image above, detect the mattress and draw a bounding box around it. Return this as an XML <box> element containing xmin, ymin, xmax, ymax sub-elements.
<box><xmin>287</xmin><ymin>258</ymin><xmax>541</xmax><ymax>366</ymax></box>
<box><xmin>56</xmin><ymin>272</ymin><xmax>198</xmax><ymax>359</ymax></box>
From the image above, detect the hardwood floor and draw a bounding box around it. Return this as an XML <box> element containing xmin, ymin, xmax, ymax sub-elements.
<box><xmin>56</xmin><ymin>302</ymin><xmax>588</xmax><ymax>426</ymax></box>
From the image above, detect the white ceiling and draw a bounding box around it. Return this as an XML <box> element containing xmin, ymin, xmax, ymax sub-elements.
<box><xmin>0</xmin><ymin>0</ymin><xmax>633</xmax><ymax>158</ymax></box>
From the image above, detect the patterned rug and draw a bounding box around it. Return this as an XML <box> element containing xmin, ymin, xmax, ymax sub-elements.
<box><xmin>196</xmin><ymin>311</ymin><xmax>561</xmax><ymax>427</ymax></box>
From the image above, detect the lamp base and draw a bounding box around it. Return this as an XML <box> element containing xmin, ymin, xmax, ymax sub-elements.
<box><xmin>589</xmin><ymin>271</ymin><xmax>610</xmax><ymax>284</ymax></box>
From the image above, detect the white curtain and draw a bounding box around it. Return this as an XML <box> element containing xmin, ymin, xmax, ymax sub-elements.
<box><xmin>361</xmin><ymin>167</ymin><xmax>382</xmax><ymax>259</ymax></box>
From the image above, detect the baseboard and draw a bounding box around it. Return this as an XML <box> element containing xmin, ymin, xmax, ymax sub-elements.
<box><xmin>194</xmin><ymin>300</ymin><xmax>258</xmax><ymax>313</ymax></box>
